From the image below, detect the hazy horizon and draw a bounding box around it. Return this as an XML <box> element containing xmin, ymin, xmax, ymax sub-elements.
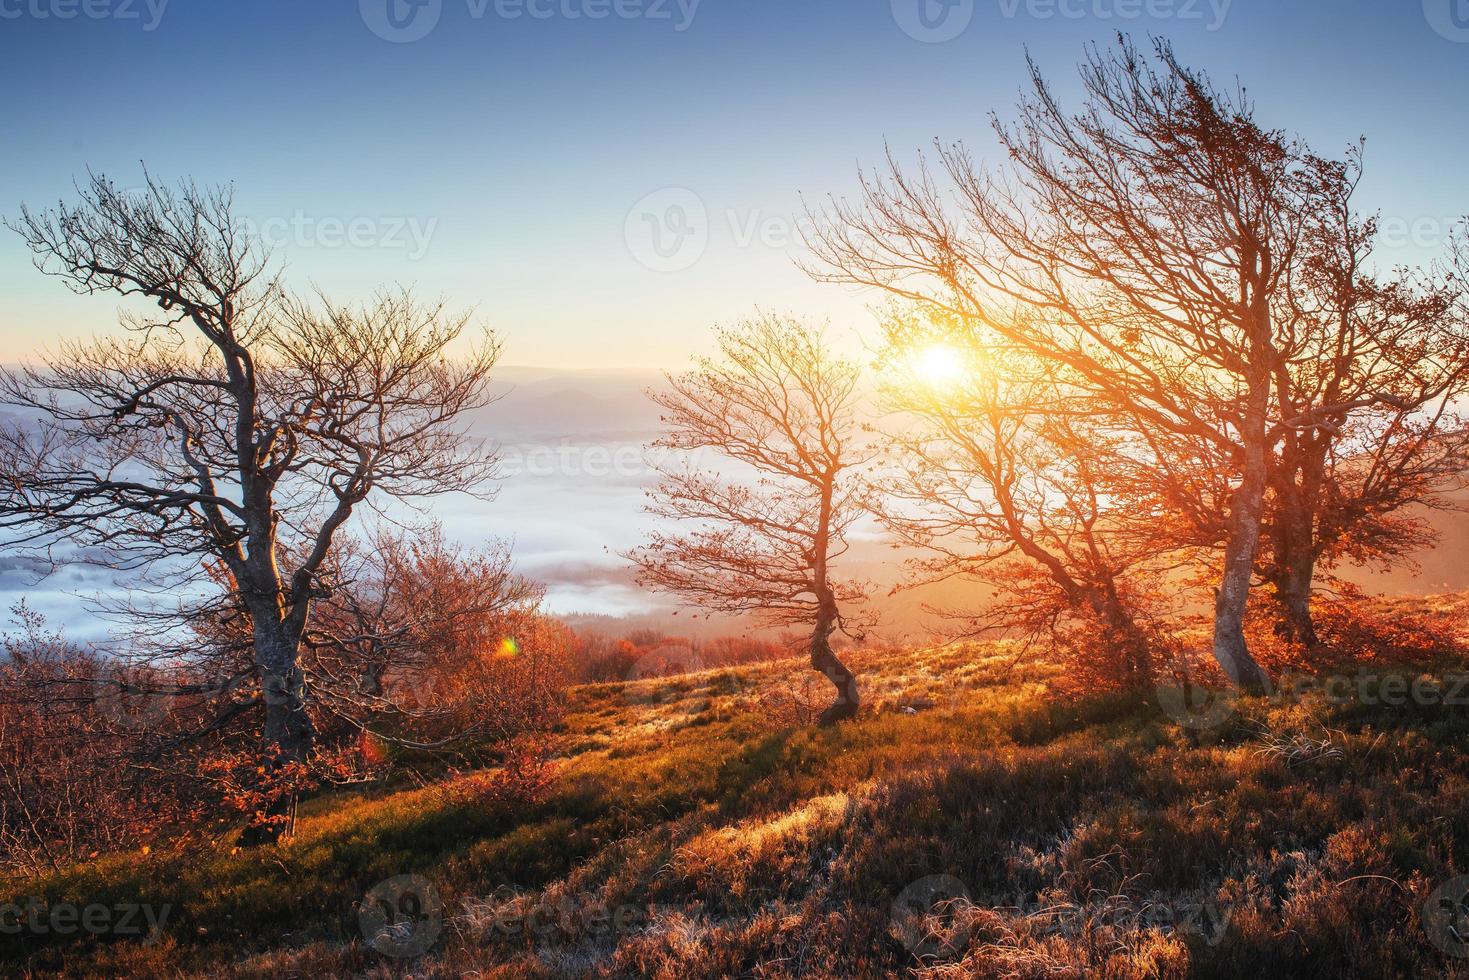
<box><xmin>8</xmin><ymin>363</ymin><xmax>1467</xmax><ymax>647</ymax></box>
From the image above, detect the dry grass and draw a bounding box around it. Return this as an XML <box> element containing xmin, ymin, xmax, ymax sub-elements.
<box><xmin>5</xmin><ymin>596</ymin><xmax>1469</xmax><ymax>977</ymax></box>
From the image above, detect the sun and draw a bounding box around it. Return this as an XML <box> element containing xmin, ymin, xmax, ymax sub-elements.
<box><xmin>910</xmin><ymin>343</ymin><xmax>968</xmax><ymax>389</ymax></box>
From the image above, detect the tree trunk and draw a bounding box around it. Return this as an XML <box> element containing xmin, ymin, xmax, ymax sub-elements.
<box><xmin>1214</xmin><ymin>475</ymin><xmax>1270</xmax><ymax>690</ymax></box>
<box><xmin>1270</xmin><ymin>524</ymin><xmax>1319</xmax><ymax>648</ymax></box>
<box><xmin>1211</xmin><ymin>257</ymin><xmax>1276</xmax><ymax>693</ymax></box>
<box><xmin>1216</xmin><ymin>321</ymin><xmax>1275</xmax><ymax>690</ymax></box>
<box><xmin>1268</xmin><ymin>438</ymin><xmax>1323</xmax><ymax>648</ymax></box>
<box><xmin>1096</xmin><ymin>589</ymin><xmax>1152</xmax><ymax>689</ymax></box>
<box><xmin>262</xmin><ymin>662</ymin><xmax>313</xmax><ymax>768</ymax></box>
<box><xmin>239</xmin><ymin>624</ymin><xmax>314</xmax><ymax>846</ymax></box>
<box><xmin>810</xmin><ymin>621</ymin><xmax>860</xmax><ymax>727</ymax></box>
<box><xmin>808</xmin><ymin>470</ymin><xmax>858</xmax><ymax>726</ymax></box>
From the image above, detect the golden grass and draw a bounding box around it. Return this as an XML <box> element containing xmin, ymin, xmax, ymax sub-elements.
<box><xmin>6</xmin><ymin>602</ymin><xmax>1469</xmax><ymax>977</ymax></box>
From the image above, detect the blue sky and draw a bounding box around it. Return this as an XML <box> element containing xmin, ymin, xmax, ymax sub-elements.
<box><xmin>2</xmin><ymin>0</ymin><xmax>1468</xmax><ymax>634</ymax></box>
<box><xmin>2</xmin><ymin>0</ymin><xmax>1467</xmax><ymax>368</ymax></box>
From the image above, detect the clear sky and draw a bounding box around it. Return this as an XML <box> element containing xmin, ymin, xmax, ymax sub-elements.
<box><xmin>1</xmin><ymin>0</ymin><xmax>1467</xmax><ymax>369</ymax></box>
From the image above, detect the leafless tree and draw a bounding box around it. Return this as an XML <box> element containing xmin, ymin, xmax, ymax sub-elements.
<box><xmin>1255</xmin><ymin>180</ymin><xmax>1469</xmax><ymax>645</ymax></box>
<box><xmin>874</xmin><ymin>310</ymin><xmax>1177</xmax><ymax>687</ymax></box>
<box><xmin>626</xmin><ymin>316</ymin><xmax>873</xmax><ymax>725</ymax></box>
<box><xmin>0</xmin><ymin>174</ymin><xmax>500</xmax><ymax>838</ymax></box>
<box><xmin>805</xmin><ymin>36</ymin><xmax>1395</xmax><ymax>689</ymax></box>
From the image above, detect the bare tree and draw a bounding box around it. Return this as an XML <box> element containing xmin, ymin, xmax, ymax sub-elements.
<box><xmin>805</xmin><ymin>37</ymin><xmax>1362</xmax><ymax>689</ymax></box>
<box><xmin>626</xmin><ymin>316</ymin><xmax>872</xmax><ymax>726</ymax></box>
<box><xmin>0</xmin><ymin>174</ymin><xmax>500</xmax><ymax>838</ymax></box>
<box><xmin>1256</xmin><ymin>185</ymin><xmax>1469</xmax><ymax>645</ymax></box>
<box><xmin>875</xmin><ymin>311</ymin><xmax>1177</xmax><ymax>687</ymax></box>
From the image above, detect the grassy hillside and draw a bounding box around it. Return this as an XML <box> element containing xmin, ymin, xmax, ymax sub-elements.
<box><xmin>6</xmin><ymin>599</ymin><xmax>1469</xmax><ymax>978</ymax></box>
